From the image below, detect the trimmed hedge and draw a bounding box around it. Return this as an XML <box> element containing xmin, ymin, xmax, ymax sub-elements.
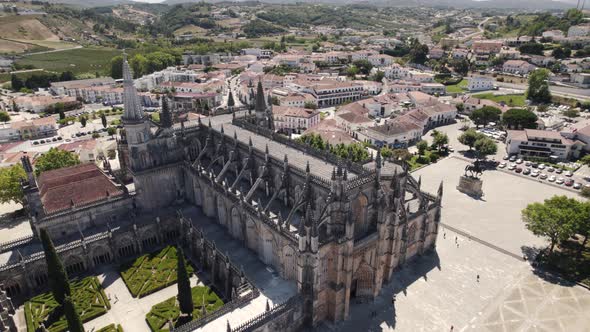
<box><xmin>97</xmin><ymin>324</ymin><xmax>124</xmax><ymax>332</ymax></box>
<box><xmin>120</xmin><ymin>246</ymin><xmax>195</xmax><ymax>298</ymax></box>
<box><xmin>146</xmin><ymin>286</ymin><xmax>224</xmax><ymax>332</ymax></box>
<box><xmin>24</xmin><ymin>277</ymin><xmax>110</xmax><ymax>332</ymax></box>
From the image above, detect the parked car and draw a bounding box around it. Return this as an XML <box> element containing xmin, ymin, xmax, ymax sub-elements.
<box><xmin>531</xmin><ymin>163</ymin><xmax>539</xmax><ymax>168</ymax></box>
<box><xmin>565</xmin><ymin>171</ymin><xmax>573</xmax><ymax>177</ymax></box>
<box><xmin>508</xmin><ymin>164</ymin><xmax>517</xmax><ymax>170</ymax></box>
<box><xmin>548</xmin><ymin>175</ymin><xmax>556</xmax><ymax>182</ymax></box>
<box><xmin>516</xmin><ymin>159</ymin><xmax>523</xmax><ymax>164</ymax></box>
<box><xmin>503</xmin><ymin>155</ymin><xmax>509</xmax><ymax>160</ymax></box>
<box><xmin>509</xmin><ymin>156</ymin><xmax>517</xmax><ymax>162</ymax></box>
<box><xmin>40</xmin><ymin>140</ymin><xmax>45</xmax><ymax>144</ymax></box>
<box><xmin>556</xmin><ymin>177</ymin><xmax>565</xmax><ymax>185</ymax></box>
<box><xmin>531</xmin><ymin>170</ymin><xmax>539</xmax><ymax>177</ymax></box>
<box><xmin>565</xmin><ymin>179</ymin><xmax>574</xmax><ymax>186</ymax></box>
<box><xmin>555</xmin><ymin>168</ymin><xmax>563</xmax><ymax>174</ymax></box>
<box><xmin>538</xmin><ymin>164</ymin><xmax>546</xmax><ymax>170</ymax></box>
<box><xmin>573</xmin><ymin>182</ymin><xmax>582</xmax><ymax>189</ymax></box>
<box><xmin>523</xmin><ymin>168</ymin><xmax>531</xmax><ymax>175</ymax></box>
<box><xmin>515</xmin><ymin>167</ymin><xmax>523</xmax><ymax>173</ymax></box>
<box><xmin>32</xmin><ymin>141</ymin><xmax>39</xmax><ymax>145</ymax></box>
<box><xmin>540</xmin><ymin>173</ymin><xmax>548</xmax><ymax>180</ymax></box>
<box><xmin>547</xmin><ymin>167</ymin><xmax>555</xmax><ymax>172</ymax></box>
<box><xmin>499</xmin><ymin>162</ymin><xmax>507</xmax><ymax>168</ymax></box>
<box><xmin>525</xmin><ymin>161</ymin><xmax>532</xmax><ymax>167</ymax></box>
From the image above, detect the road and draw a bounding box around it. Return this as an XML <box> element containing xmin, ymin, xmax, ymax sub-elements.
<box><xmin>22</xmin><ymin>44</ymin><xmax>82</xmax><ymax>56</ymax></box>
<box><xmin>494</xmin><ymin>81</ymin><xmax>590</xmax><ymax>101</ymax></box>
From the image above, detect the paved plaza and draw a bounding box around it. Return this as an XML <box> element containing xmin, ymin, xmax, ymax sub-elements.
<box><xmin>330</xmin><ymin>156</ymin><xmax>590</xmax><ymax>332</ymax></box>
<box><xmin>413</xmin><ymin>156</ymin><xmax>579</xmax><ymax>255</ymax></box>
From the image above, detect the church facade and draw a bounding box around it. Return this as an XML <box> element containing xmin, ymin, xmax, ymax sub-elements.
<box><xmin>0</xmin><ymin>55</ymin><xmax>442</xmax><ymax>330</ymax></box>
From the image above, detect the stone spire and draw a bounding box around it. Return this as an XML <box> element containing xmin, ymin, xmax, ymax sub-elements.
<box><xmin>121</xmin><ymin>51</ymin><xmax>144</xmax><ymax>122</ymax></box>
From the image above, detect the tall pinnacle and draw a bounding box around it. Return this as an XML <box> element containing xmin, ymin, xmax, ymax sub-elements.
<box><xmin>122</xmin><ymin>51</ymin><xmax>144</xmax><ymax>122</ymax></box>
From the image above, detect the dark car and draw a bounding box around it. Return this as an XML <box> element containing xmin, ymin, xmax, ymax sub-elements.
<box><xmin>556</xmin><ymin>168</ymin><xmax>563</xmax><ymax>174</ymax></box>
<box><xmin>531</xmin><ymin>163</ymin><xmax>539</xmax><ymax>168</ymax></box>
<box><xmin>515</xmin><ymin>167</ymin><xmax>523</xmax><ymax>173</ymax></box>
<box><xmin>565</xmin><ymin>179</ymin><xmax>574</xmax><ymax>186</ymax></box>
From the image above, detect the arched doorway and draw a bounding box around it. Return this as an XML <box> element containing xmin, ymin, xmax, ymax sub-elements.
<box><xmin>351</xmin><ymin>262</ymin><xmax>374</xmax><ymax>298</ymax></box>
<box><xmin>282</xmin><ymin>246</ymin><xmax>297</xmax><ymax>281</ymax></box>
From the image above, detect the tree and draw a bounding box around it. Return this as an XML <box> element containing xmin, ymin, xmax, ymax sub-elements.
<box><xmin>352</xmin><ymin>60</ymin><xmax>373</xmax><ymax>75</ymax></box>
<box><xmin>227</xmin><ymin>91</ymin><xmax>235</xmax><ymax>108</ymax></box>
<box><xmin>474</xmin><ymin>137</ymin><xmax>497</xmax><ymax>159</ymax></box>
<box><xmin>110</xmin><ymin>55</ymin><xmax>124</xmax><ymax>79</ymax></box>
<box><xmin>458</xmin><ymin>129</ymin><xmax>483</xmax><ymax>150</ymax></box>
<box><xmin>177</xmin><ymin>246</ymin><xmax>193</xmax><ymax>317</ymax></box>
<box><xmin>574</xmin><ymin>202</ymin><xmax>590</xmax><ymax>256</ymax></box>
<box><xmin>502</xmin><ymin>108</ymin><xmax>538</xmax><ymax>129</ymax></box>
<box><xmin>522</xmin><ymin>195</ymin><xmax>583</xmax><ymax>253</ymax></box>
<box><xmin>431</xmin><ymin>130</ymin><xmax>449</xmax><ymax>152</ymax></box>
<box><xmin>409</xmin><ymin>40</ymin><xmax>429</xmax><ymax>64</ymax></box>
<box><xmin>59</xmin><ymin>71</ymin><xmax>75</xmax><ymax>82</ymax></box>
<box><xmin>392</xmin><ymin>148</ymin><xmax>412</xmax><ymax>161</ymax></box>
<box><xmin>580</xmin><ymin>155</ymin><xmax>590</xmax><ymax>166</ymax></box>
<box><xmin>0</xmin><ymin>164</ymin><xmax>26</xmax><ymax>204</ymax></box>
<box><xmin>40</xmin><ymin>228</ymin><xmax>71</xmax><ymax>304</ymax></box>
<box><xmin>11</xmin><ymin>74</ymin><xmax>24</xmax><ymax>92</ymax></box>
<box><xmin>304</xmin><ymin>101</ymin><xmax>317</xmax><ymax>110</ymax></box>
<box><xmin>469</xmin><ymin>106</ymin><xmax>501</xmax><ymax>127</ymax></box>
<box><xmin>100</xmin><ymin>113</ymin><xmax>107</xmax><ymax>128</ymax></box>
<box><xmin>519</xmin><ymin>42</ymin><xmax>544</xmax><ymax>55</ymax></box>
<box><xmin>526</xmin><ymin>69</ymin><xmax>552</xmax><ymax>104</ymax></box>
<box><xmin>34</xmin><ymin>148</ymin><xmax>80</xmax><ymax>176</ymax></box>
<box><xmin>552</xmin><ymin>46</ymin><xmax>572</xmax><ymax>59</ymax></box>
<box><xmin>63</xmin><ymin>296</ymin><xmax>84</xmax><ymax>332</ymax></box>
<box><xmin>371</xmin><ymin>70</ymin><xmax>385</xmax><ymax>82</ymax></box>
<box><xmin>55</xmin><ymin>103</ymin><xmax>65</xmax><ymax>120</ymax></box>
<box><xmin>563</xmin><ymin>109</ymin><xmax>579</xmax><ymax>118</ymax></box>
<box><xmin>107</xmin><ymin>127</ymin><xmax>117</xmax><ymax>137</ymax></box>
<box><xmin>0</xmin><ymin>111</ymin><xmax>10</xmax><ymax>122</ymax></box>
<box><xmin>416</xmin><ymin>140</ymin><xmax>428</xmax><ymax>155</ymax></box>
<box><xmin>451</xmin><ymin>59</ymin><xmax>469</xmax><ymax>76</ymax></box>
<box><xmin>80</xmin><ymin>116</ymin><xmax>87</xmax><ymax>127</ymax></box>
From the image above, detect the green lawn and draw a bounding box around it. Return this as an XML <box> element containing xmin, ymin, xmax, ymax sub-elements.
<box><xmin>120</xmin><ymin>246</ymin><xmax>195</xmax><ymax>298</ymax></box>
<box><xmin>408</xmin><ymin>149</ymin><xmax>444</xmax><ymax>171</ymax></box>
<box><xmin>15</xmin><ymin>47</ymin><xmax>122</xmax><ymax>76</ymax></box>
<box><xmin>24</xmin><ymin>277</ymin><xmax>110</xmax><ymax>332</ymax></box>
<box><xmin>146</xmin><ymin>286</ymin><xmax>224</xmax><ymax>332</ymax></box>
<box><xmin>97</xmin><ymin>324</ymin><xmax>124</xmax><ymax>332</ymax></box>
<box><xmin>473</xmin><ymin>93</ymin><xmax>526</xmax><ymax>107</ymax></box>
<box><xmin>446</xmin><ymin>79</ymin><xmax>468</xmax><ymax>94</ymax></box>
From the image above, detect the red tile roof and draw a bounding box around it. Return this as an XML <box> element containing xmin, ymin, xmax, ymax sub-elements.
<box><xmin>37</xmin><ymin>163</ymin><xmax>123</xmax><ymax>214</ymax></box>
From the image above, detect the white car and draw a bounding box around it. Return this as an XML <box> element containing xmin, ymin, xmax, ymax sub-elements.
<box><xmin>548</xmin><ymin>175</ymin><xmax>556</xmax><ymax>182</ymax></box>
<box><xmin>540</xmin><ymin>173</ymin><xmax>548</xmax><ymax>180</ymax></box>
<box><xmin>538</xmin><ymin>164</ymin><xmax>546</xmax><ymax>170</ymax></box>
<box><xmin>499</xmin><ymin>162</ymin><xmax>507</xmax><ymax>168</ymax></box>
<box><xmin>573</xmin><ymin>182</ymin><xmax>582</xmax><ymax>190</ymax></box>
<box><xmin>556</xmin><ymin>177</ymin><xmax>565</xmax><ymax>185</ymax></box>
<box><xmin>565</xmin><ymin>171</ymin><xmax>573</xmax><ymax>177</ymax></box>
<box><xmin>516</xmin><ymin>159</ymin><xmax>523</xmax><ymax>164</ymax></box>
<box><xmin>531</xmin><ymin>170</ymin><xmax>539</xmax><ymax>177</ymax></box>
<box><xmin>508</xmin><ymin>164</ymin><xmax>516</xmax><ymax>170</ymax></box>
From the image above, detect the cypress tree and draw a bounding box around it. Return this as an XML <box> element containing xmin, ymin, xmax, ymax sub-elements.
<box><xmin>40</xmin><ymin>228</ymin><xmax>71</xmax><ymax>304</ymax></box>
<box><xmin>227</xmin><ymin>91</ymin><xmax>235</xmax><ymax>108</ymax></box>
<box><xmin>101</xmin><ymin>113</ymin><xmax>107</xmax><ymax>128</ymax></box>
<box><xmin>176</xmin><ymin>246</ymin><xmax>193</xmax><ymax>317</ymax></box>
<box><xmin>63</xmin><ymin>296</ymin><xmax>85</xmax><ymax>332</ymax></box>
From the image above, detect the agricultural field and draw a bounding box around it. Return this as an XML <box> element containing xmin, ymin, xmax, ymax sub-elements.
<box><xmin>15</xmin><ymin>47</ymin><xmax>121</xmax><ymax>76</ymax></box>
<box><xmin>473</xmin><ymin>92</ymin><xmax>527</xmax><ymax>107</ymax></box>
<box><xmin>24</xmin><ymin>277</ymin><xmax>110</xmax><ymax>332</ymax></box>
<box><xmin>120</xmin><ymin>246</ymin><xmax>195</xmax><ymax>298</ymax></box>
<box><xmin>145</xmin><ymin>286</ymin><xmax>224</xmax><ymax>332</ymax></box>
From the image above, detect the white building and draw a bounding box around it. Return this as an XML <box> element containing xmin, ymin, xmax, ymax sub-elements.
<box><xmin>241</xmin><ymin>48</ymin><xmax>273</xmax><ymax>59</ymax></box>
<box><xmin>568</xmin><ymin>25</ymin><xmax>590</xmax><ymax>38</ymax></box>
<box><xmin>506</xmin><ymin>129</ymin><xmax>582</xmax><ymax>161</ymax></box>
<box><xmin>467</xmin><ymin>76</ymin><xmax>494</xmax><ymax>92</ymax></box>
<box><xmin>272</xmin><ymin>106</ymin><xmax>320</xmax><ymax>133</ymax></box>
<box><xmin>420</xmin><ymin>83</ymin><xmax>446</xmax><ymax>95</ymax></box>
<box><xmin>503</xmin><ymin>60</ymin><xmax>536</xmax><ymax>75</ymax></box>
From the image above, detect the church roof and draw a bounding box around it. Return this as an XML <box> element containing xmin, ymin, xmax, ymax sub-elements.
<box><xmin>37</xmin><ymin>163</ymin><xmax>123</xmax><ymax>214</ymax></box>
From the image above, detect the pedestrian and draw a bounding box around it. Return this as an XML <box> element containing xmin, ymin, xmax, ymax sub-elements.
<box><xmin>443</xmin><ymin>232</ymin><xmax>446</xmax><ymax>239</ymax></box>
<box><xmin>450</xmin><ymin>325</ymin><xmax>454</xmax><ymax>331</ymax></box>
<box><xmin>477</xmin><ymin>274</ymin><xmax>480</xmax><ymax>282</ymax></box>
<box><xmin>455</xmin><ymin>236</ymin><xmax>457</xmax><ymax>243</ymax></box>
<box><xmin>456</xmin><ymin>243</ymin><xmax>459</xmax><ymax>248</ymax></box>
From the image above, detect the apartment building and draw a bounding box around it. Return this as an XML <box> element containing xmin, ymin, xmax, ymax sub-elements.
<box><xmin>272</xmin><ymin>106</ymin><xmax>320</xmax><ymax>133</ymax></box>
<box><xmin>506</xmin><ymin>129</ymin><xmax>583</xmax><ymax>161</ymax></box>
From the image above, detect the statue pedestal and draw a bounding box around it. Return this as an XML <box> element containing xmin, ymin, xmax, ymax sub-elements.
<box><xmin>457</xmin><ymin>175</ymin><xmax>483</xmax><ymax>198</ymax></box>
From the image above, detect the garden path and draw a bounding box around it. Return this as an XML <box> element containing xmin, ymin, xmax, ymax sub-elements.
<box><xmin>82</xmin><ymin>268</ymin><xmax>200</xmax><ymax>332</ymax></box>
